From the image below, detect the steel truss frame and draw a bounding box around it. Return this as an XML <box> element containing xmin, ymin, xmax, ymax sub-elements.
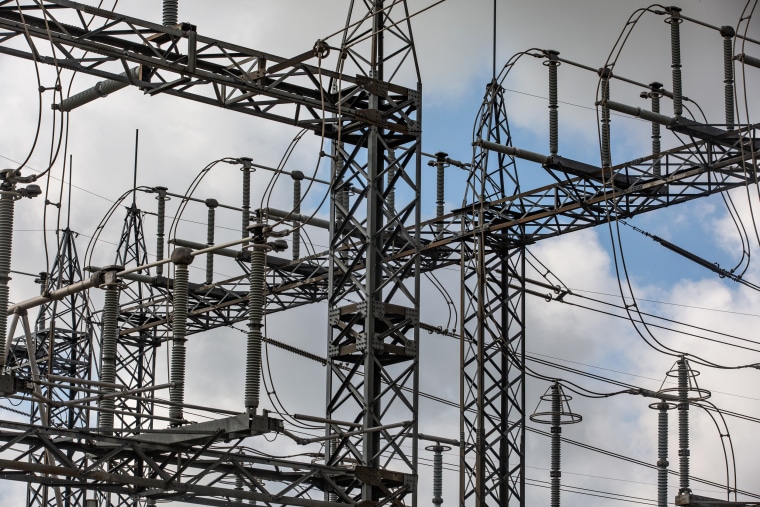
<box><xmin>324</xmin><ymin>1</ymin><xmax>421</xmax><ymax>505</ymax></box>
<box><xmin>0</xmin><ymin>419</ymin><xmax>360</xmax><ymax>507</ymax></box>
<box><xmin>22</xmin><ymin>228</ymin><xmax>93</xmax><ymax>507</ymax></box>
<box><xmin>460</xmin><ymin>82</ymin><xmax>526</xmax><ymax>507</ymax></box>
<box><xmin>0</xmin><ymin>1</ymin><xmax>758</xmax><ymax>507</ymax></box>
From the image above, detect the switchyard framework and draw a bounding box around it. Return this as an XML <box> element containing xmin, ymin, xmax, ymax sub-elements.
<box><xmin>0</xmin><ymin>1</ymin><xmax>757</xmax><ymax>507</ymax></box>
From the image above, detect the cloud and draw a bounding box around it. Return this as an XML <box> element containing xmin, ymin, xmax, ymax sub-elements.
<box><xmin>1</xmin><ymin>1</ymin><xmax>760</xmax><ymax>506</ymax></box>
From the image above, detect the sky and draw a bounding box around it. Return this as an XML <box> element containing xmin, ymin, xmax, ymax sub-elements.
<box><xmin>1</xmin><ymin>0</ymin><xmax>760</xmax><ymax>506</ymax></box>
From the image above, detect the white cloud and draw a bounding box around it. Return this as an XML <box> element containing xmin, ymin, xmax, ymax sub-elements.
<box><xmin>1</xmin><ymin>1</ymin><xmax>759</xmax><ymax>506</ymax></box>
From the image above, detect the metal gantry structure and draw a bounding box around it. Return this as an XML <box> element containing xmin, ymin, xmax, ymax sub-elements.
<box><xmin>0</xmin><ymin>1</ymin><xmax>756</xmax><ymax>507</ymax></box>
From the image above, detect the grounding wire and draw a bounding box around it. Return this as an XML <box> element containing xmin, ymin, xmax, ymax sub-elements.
<box><xmin>693</xmin><ymin>399</ymin><xmax>738</xmax><ymax>501</ymax></box>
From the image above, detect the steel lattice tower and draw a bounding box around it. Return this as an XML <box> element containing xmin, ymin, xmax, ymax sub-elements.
<box><xmin>324</xmin><ymin>1</ymin><xmax>422</xmax><ymax>504</ymax></box>
<box><xmin>0</xmin><ymin>3</ymin><xmax>755</xmax><ymax>507</ymax></box>
<box><xmin>27</xmin><ymin>227</ymin><xmax>93</xmax><ymax>507</ymax></box>
<box><xmin>105</xmin><ymin>202</ymin><xmax>160</xmax><ymax>507</ymax></box>
<box><xmin>460</xmin><ymin>81</ymin><xmax>526</xmax><ymax>507</ymax></box>
<box><xmin>112</xmin><ymin>202</ymin><xmax>160</xmax><ymax>433</ymax></box>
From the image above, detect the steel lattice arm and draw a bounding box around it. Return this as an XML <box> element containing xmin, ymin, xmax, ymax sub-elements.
<box><xmin>0</xmin><ymin>0</ymin><xmax>419</xmax><ymax>142</ymax></box>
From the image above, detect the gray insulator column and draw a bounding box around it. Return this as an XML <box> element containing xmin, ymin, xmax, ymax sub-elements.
<box><xmin>426</xmin><ymin>443</ymin><xmax>450</xmax><ymax>506</ymax></box>
<box><xmin>678</xmin><ymin>357</ymin><xmax>690</xmax><ymax>493</ymax></box>
<box><xmin>434</xmin><ymin>152</ymin><xmax>446</xmax><ymax>234</ymax></box>
<box><xmin>245</xmin><ymin>226</ymin><xmax>266</xmax><ymax>413</ymax></box>
<box><xmin>721</xmin><ymin>26</ymin><xmax>736</xmax><ymax>130</ymax></box>
<box><xmin>35</xmin><ymin>272</ymin><xmax>48</xmax><ymax>332</ymax></box>
<box><xmin>656</xmin><ymin>401</ymin><xmax>672</xmax><ymax>507</ymax></box>
<box><xmin>642</xmin><ymin>82</ymin><xmax>663</xmax><ymax>177</ymax></box>
<box><xmin>547</xmin><ymin>50</ymin><xmax>560</xmax><ymax>156</ymax></box>
<box><xmin>98</xmin><ymin>267</ymin><xmax>122</xmax><ymax>434</ymax></box>
<box><xmin>241</xmin><ymin>158</ymin><xmax>252</xmax><ymax>246</ymax></box>
<box><xmin>170</xmin><ymin>248</ymin><xmax>193</xmax><ymax>425</ymax></box>
<box><xmin>550</xmin><ymin>383</ymin><xmax>561</xmax><ymax>507</ymax></box>
<box><xmin>205</xmin><ymin>199</ymin><xmax>218</xmax><ymax>285</ymax></box>
<box><xmin>0</xmin><ymin>194</ymin><xmax>15</xmax><ymax>368</ymax></box>
<box><xmin>235</xmin><ymin>473</ymin><xmax>244</xmax><ymax>504</ymax></box>
<box><xmin>667</xmin><ymin>7</ymin><xmax>684</xmax><ymax>116</ymax></box>
<box><xmin>56</xmin><ymin>67</ymin><xmax>141</xmax><ymax>113</ymax></box>
<box><xmin>155</xmin><ymin>187</ymin><xmax>168</xmax><ymax>276</ymax></box>
<box><xmin>291</xmin><ymin>171</ymin><xmax>304</xmax><ymax>261</ymax></box>
<box><xmin>599</xmin><ymin>67</ymin><xmax>612</xmax><ymax>169</ymax></box>
<box><xmin>163</xmin><ymin>0</ymin><xmax>178</xmax><ymax>26</ymax></box>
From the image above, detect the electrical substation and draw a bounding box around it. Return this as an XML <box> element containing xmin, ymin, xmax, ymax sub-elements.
<box><xmin>0</xmin><ymin>1</ymin><xmax>758</xmax><ymax>506</ymax></box>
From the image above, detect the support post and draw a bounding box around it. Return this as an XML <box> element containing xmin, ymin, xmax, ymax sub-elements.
<box><xmin>246</xmin><ymin>225</ymin><xmax>266</xmax><ymax>414</ymax></box>
<box><xmin>98</xmin><ymin>266</ymin><xmax>122</xmax><ymax>435</ymax></box>
<box><xmin>426</xmin><ymin>443</ymin><xmax>451</xmax><ymax>506</ymax></box>
<box><xmin>678</xmin><ymin>357</ymin><xmax>691</xmax><ymax>495</ymax></box>
<box><xmin>667</xmin><ymin>7</ymin><xmax>684</xmax><ymax>117</ymax></box>
<box><xmin>155</xmin><ymin>186</ymin><xmax>168</xmax><ymax>276</ymax></box>
<box><xmin>433</xmin><ymin>152</ymin><xmax>447</xmax><ymax>234</ymax></box>
<box><xmin>291</xmin><ymin>171</ymin><xmax>304</xmax><ymax>261</ymax></box>
<box><xmin>205</xmin><ymin>199</ymin><xmax>218</xmax><ymax>285</ymax></box>
<box><xmin>0</xmin><ymin>193</ymin><xmax>15</xmax><ymax>369</ymax></box>
<box><xmin>721</xmin><ymin>25</ymin><xmax>736</xmax><ymax>130</ymax></box>
<box><xmin>546</xmin><ymin>50</ymin><xmax>560</xmax><ymax>156</ymax></box>
<box><xmin>170</xmin><ymin>248</ymin><xmax>193</xmax><ymax>425</ymax></box>
<box><xmin>241</xmin><ymin>158</ymin><xmax>252</xmax><ymax>247</ymax></box>
<box><xmin>641</xmin><ymin>82</ymin><xmax>663</xmax><ymax>177</ymax></box>
<box><xmin>651</xmin><ymin>401</ymin><xmax>674</xmax><ymax>507</ymax></box>
<box><xmin>599</xmin><ymin>67</ymin><xmax>612</xmax><ymax>170</ymax></box>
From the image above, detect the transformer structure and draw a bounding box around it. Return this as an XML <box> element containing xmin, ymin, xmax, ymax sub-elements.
<box><xmin>0</xmin><ymin>2</ymin><xmax>756</xmax><ymax>507</ymax></box>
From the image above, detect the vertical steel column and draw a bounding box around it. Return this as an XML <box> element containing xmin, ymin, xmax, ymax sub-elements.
<box><xmin>291</xmin><ymin>171</ymin><xmax>304</xmax><ymax>261</ymax></box>
<box><xmin>114</xmin><ymin>201</ymin><xmax>159</xmax><ymax>435</ymax></box>
<box><xmin>246</xmin><ymin>225</ymin><xmax>266</xmax><ymax>414</ymax></box>
<box><xmin>155</xmin><ymin>187</ymin><xmax>168</xmax><ymax>276</ymax></box>
<box><xmin>0</xmin><ymin>193</ymin><xmax>16</xmax><ymax>369</ymax></box>
<box><xmin>205</xmin><ymin>199</ymin><xmax>218</xmax><ymax>285</ymax></box>
<box><xmin>29</xmin><ymin>227</ymin><xmax>94</xmax><ymax>507</ymax></box>
<box><xmin>667</xmin><ymin>7</ymin><xmax>683</xmax><ymax>117</ymax></box>
<box><xmin>98</xmin><ymin>267</ymin><xmax>122</xmax><ymax>434</ymax></box>
<box><xmin>546</xmin><ymin>50</ymin><xmax>560</xmax><ymax>156</ymax></box>
<box><xmin>241</xmin><ymin>158</ymin><xmax>252</xmax><ymax>247</ymax></box>
<box><xmin>170</xmin><ymin>248</ymin><xmax>192</xmax><ymax>425</ymax></box>
<box><xmin>677</xmin><ymin>357</ymin><xmax>691</xmax><ymax>494</ymax></box>
<box><xmin>325</xmin><ymin>0</ymin><xmax>421</xmax><ymax>504</ymax></box>
<box><xmin>463</xmin><ymin>80</ymin><xmax>526</xmax><ymax>507</ymax></box>
<box><xmin>721</xmin><ymin>26</ymin><xmax>736</xmax><ymax>130</ymax></box>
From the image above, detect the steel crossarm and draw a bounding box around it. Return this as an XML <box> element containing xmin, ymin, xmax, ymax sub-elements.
<box><xmin>0</xmin><ymin>0</ymin><xmax>419</xmax><ymax>140</ymax></box>
<box><xmin>0</xmin><ymin>418</ymin><xmax>358</xmax><ymax>506</ymax></box>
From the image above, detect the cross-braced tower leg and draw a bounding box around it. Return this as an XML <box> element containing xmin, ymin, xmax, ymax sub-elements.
<box><xmin>461</xmin><ymin>81</ymin><xmax>526</xmax><ymax>507</ymax></box>
<box><xmin>324</xmin><ymin>1</ymin><xmax>422</xmax><ymax>504</ymax></box>
<box><xmin>26</xmin><ymin>228</ymin><xmax>93</xmax><ymax>507</ymax></box>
